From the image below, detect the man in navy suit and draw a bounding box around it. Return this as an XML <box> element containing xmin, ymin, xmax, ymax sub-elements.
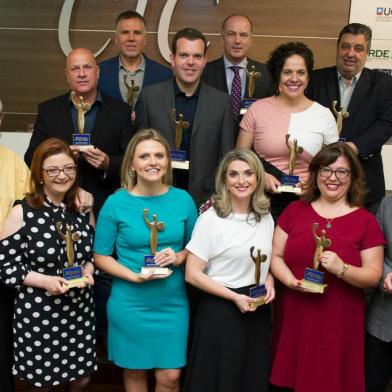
<box><xmin>307</xmin><ymin>23</ymin><xmax>392</xmax><ymax>213</ymax></box>
<box><xmin>98</xmin><ymin>10</ymin><xmax>172</xmax><ymax>118</ymax></box>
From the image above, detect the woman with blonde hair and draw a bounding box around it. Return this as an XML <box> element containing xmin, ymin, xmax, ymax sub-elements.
<box><xmin>185</xmin><ymin>149</ymin><xmax>275</xmax><ymax>392</ymax></box>
<box><xmin>94</xmin><ymin>129</ymin><xmax>197</xmax><ymax>392</ymax></box>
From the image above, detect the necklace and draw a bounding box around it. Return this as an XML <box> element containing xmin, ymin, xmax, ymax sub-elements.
<box><xmin>325</xmin><ymin>218</ymin><xmax>334</xmax><ymax>229</ymax></box>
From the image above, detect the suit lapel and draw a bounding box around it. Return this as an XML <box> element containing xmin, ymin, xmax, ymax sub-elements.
<box><xmin>217</xmin><ymin>57</ymin><xmax>229</xmax><ymax>93</ymax></box>
<box><xmin>91</xmin><ymin>98</ymin><xmax>105</xmax><ymax>146</ymax></box>
<box><xmin>162</xmin><ymin>80</ymin><xmax>176</xmax><ymax>140</ymax></box>
<box><xmin>324</xmin><ymin>67</ymin><xmax>340</xmax><ymax>108</ymax></box>
<box><xmin>347</xmin><ymin>68</ymin><xmax>371</xmax><ymax>118</ymax></box>
<box><xmin>192</xmin><ymin>82</ymin><xmax>209</xmax><ymax>136</ymax></box>
<box><xmin>62</xmin><ymin>93</ymin><xmax>77</xmax><ymax>145</ymax></box>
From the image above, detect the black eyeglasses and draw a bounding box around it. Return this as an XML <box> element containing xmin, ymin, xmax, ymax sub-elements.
<box><xmin>318</xmin><ymin>167</ymin><xmax>351</xmax><ymax>179</ymax></box>
<box><xmin>42</xmin><ymin>164</ymin><xmax>77</xmax><ymax>177</ymax></box>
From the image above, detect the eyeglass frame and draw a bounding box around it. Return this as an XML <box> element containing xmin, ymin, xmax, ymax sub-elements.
<box><xmin>42</xmin><ymin>164</ymin><xmax>78</xmax><ymax>178</ymax></box>
<box><xmin>318</xmin><ymin>166</ymin><xmax>351</xmax><ymax>180</ymax></box>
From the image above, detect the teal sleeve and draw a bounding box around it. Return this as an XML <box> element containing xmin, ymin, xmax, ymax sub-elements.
<box><xmin>183</xmin><ymin>193</ymin><xmax>198</xmax><ymax>244</ymax></box>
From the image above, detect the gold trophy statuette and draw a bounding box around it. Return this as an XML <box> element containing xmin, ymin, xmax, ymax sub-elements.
<box><xmin>332</xmin><ymin>100</ymin><xmax>349</xmax><ymax>136</ymax></box>
<box><xmin>245</xmin><ymin>65</ymin><xmax>261</xmax><ymax>99</ymax></box>
<box><xmin>249</xmin><ymin>246</ymin><xmax>267</xmax><ymax>310</ymax></box>
<box><xmin>277</xmin><ymin>134</ymin><xmax>303</xmax><ymax>194</ymax></box>
<box><xmin>70</xmin><ymin>91</ymin><xmax>91</xmax><ymax>134</ymax></box>
<box><xmin>123</xmin><ymin>75</ymin><xmax>140</xmax><ymax>108</ymax></box>
<box><xmin>299</xmin><ymin>223</ymin><xmax>332</xmax><ymax>293</ymax></box>
<box><xmin>56</xmin><ymin>222</ymin><xmax>87</xmax><ymax>288</ymax></box>
<box><xmin>171</xmin><ymin>109</ymin><xmax>190</xmax><ymax>170</ymax></box>
<box><xmin>141</xmin><ymin>209</ymin><xmax>170</xmax><ymax>275</ymax></box>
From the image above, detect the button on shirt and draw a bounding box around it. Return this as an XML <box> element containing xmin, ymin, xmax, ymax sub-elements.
<box><xmin>338</xmin><ymin>71</ymin><xmax>362</xmax><ymax>111</ymax></box>
<box><xmin>119</xmin><ymin>56</ymin><xmax>145</xmax><ymax>106</ymax></box>
<box><xmin>224</xmin><ymin>57</ymin><xmax>248</xmax><ymax>98</ymax></box>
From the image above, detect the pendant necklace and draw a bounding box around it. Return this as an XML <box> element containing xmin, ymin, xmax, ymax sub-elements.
<box><xmin>325</xmin><ymin>218</ymin><xmax>334</xmax><ymax>229</ymax></box>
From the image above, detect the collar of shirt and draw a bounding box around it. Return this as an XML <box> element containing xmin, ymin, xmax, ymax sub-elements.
<box><xmin>119</xmin><ymin>55</ymin><xmax>146</xmax><ymax>74</ymax></box>
<box><xmin>337</xmin><ymin>70</ymin><xmax>362</xmax><ymax>111</ymax></box>
<box><xmin>223</xmin><ymin>56</ymin><xmax>248</xmax><ymax>97</ymax></box>
<box><xmin>173</xmin><ymin>78</ymin><xmax>201</xmax><ymax>98</ymax></box>
<box><xmin>68</xmin><ymin>90</ymin><xmax>103</xmax><ymax>106</ymax></box>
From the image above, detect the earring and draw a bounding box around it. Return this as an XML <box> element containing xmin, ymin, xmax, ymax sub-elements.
<box><xmin>40</xmin><ymin>180</ymin><xmax>44</xmax><ymax>184</ymax></box>
<box><xmin>131</xmin><ymin>170</ymin><xmax>136</xmax><ymax>177</ymax></box>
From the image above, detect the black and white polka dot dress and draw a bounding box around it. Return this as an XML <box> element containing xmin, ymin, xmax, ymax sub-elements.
<box><xmin>0</xmin><ymin>199</ymin><xmax>96</xmax><ymax>387</ymax></box>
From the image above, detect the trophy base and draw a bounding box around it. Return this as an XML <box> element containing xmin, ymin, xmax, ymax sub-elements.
<box><xmin>298</xmin><ymin>279</ymin><xmax>327</xmax><ymax>293</ymax></box>
<box><xmin>141</xmin><ymin>267</ymin><xmax>171</xmax><ymax>276</ymax></box>
<box><xmin>250</xmin><ymin>295</ymin><xmax>265</xmax><ymax>310</ymax></box>
<box><xmin>64</xmin><ymin>276</ymin><xmax>88</xmax><ymax>289</ymax></box>
<box><xmin>172</xmin><ymin>160</ymin><xmax>189</xmax><ymax>170</ymax></box>
<box><xmin>277</xmin><ymin>185</ymin><xmax>302</xmax><ymax>194</ymax></box>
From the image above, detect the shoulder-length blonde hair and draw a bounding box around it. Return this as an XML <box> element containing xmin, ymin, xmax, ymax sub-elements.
<box><xmin>121</xmin><ymin>129</ymin><xmax>173</xmax><ymax>192</ymax></box>
<box><xmin>212</xmin><ymin>149</ymin><xmax>270</xmax><ymax>221</ymax></box>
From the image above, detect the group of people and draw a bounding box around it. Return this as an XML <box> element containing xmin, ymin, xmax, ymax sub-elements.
<box><xmin>0</xmin><ymin>9</ymin><xmax>392</xmax><ymax>392</ymax></box>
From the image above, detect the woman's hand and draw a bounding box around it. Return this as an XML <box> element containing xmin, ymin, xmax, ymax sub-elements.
<box><xmin>383</xmin><ymin>272</ymin><xmax>392</xmax><ymax>293</ymax></box>
<box><xmin>136</xmin><ymin>269</ymin><xmax>173</xmax><ymax>283</ymax></box>
<box><xmin>154</xmin><ymin>248</ymin><xmax>179</xmax><ymax>267</ymax></box>
<box><xmin>286</xmin><ymin>275</ymin><xmax>318</xmax><ymax>294</ymax></box>
<box><xmin>319</xmin><ymin>251</ymin><xmax>344</xmax><ymax>276</ymax></box>
<box><xmin>232</xmin><ymin>293</ymin><xmax>258</xmax><ymax>313</ymax></box>
<box><xmin>43</xmin><ymin>275</ymin><xmax>69</xmax><ymax>295</ymax></box>
<box><xmin>265</xmin><ymin>173</ymin><xmax>281</xmax><ymax>193</ymax></box>
<box><xmin>264</xmin><ymin>273</ymin><xmax>275</xmax><ymax>304</ymax></box>
<box><xmin>82</xmin><ymin>270</ymin><xmax>95</xmax><ymax>286</ymax></box>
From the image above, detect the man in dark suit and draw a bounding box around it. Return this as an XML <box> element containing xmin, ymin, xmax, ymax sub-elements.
<box><xmin>202</xmin><ymin>14</ymin><xmax>273</xmax><ymax>128</ymax></box>
<box><xmin>307</xmin><ymin>23</ymin><xmax>392</xmax><ymax>213</ymax></box>
<box><xmin>137</xmin><ymin>28</ymin><xmax>235</xmax><ymax>204</ymax></box>
<box><xmin>98</xmin><ymin>10</ymin><xmax>172</xmax><ymax>116</ymax></box>
<box><xmin>24</xmin><ymin>48</ymin><xmax>134</xmax><ymax>347</ymax></box>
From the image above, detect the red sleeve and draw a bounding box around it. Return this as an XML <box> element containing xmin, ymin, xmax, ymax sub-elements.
<box><xmin>360</xmin><ymin>210</ymin><xmax>386</xmax><ymax>251</ymax></box>
<box><xmin>277</xmin><ymin>201</ymin><xmax>303</xmax><ymax>235</ymax></box>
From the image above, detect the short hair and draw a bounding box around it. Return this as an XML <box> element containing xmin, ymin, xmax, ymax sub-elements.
<box><xmin>115</xmin><ymin>10</ymin><xmax>145</xmax><ymax>27</ymax></box>
<box><xmin>221</xmin><ymin>14</ymin><xmax>253</xmax><ymax>33</ymax></box>
<box><xmin>337</xmin><ymin>23</ymin><xmax>372</xmax><ymax>49</ymax></box>
<box><xmin>212</xmin><ymin>149</ymin><xmax>270</xmax><ymax>221</ymax></box>
<box><xmin>267</xmin><ymin>42</ymin><xmax>314</xmax><ymax>95</ymax></box>
<box><xmin>121</xmin><ymin>129</ymin><xmax>172</xmax><ymax>192</ymax></box>
<box><xmin>301</xmin><ymin>142</ymin><xmax>366</xmax><ymax>207</ymax></box>
<box><xmin>26</xmin><ymin>138</ymin><xmax>79</xmax><ymax>212</ymax></box>
<box><xmin>171</xmin><ymin>28</ymin><xmax>208</xmax><ymax>55</ymax></box>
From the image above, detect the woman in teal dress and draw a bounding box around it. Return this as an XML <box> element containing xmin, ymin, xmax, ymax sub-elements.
<box><xmin>94</xmin><ymin>129</ymin><xmax>197</xmax><ymax>392</ymax></box>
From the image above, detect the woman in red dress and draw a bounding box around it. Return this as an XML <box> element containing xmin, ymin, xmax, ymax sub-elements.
<box><xmin>270</xmin><ymin>142</ymin><xmax>385</xmax><ymax>392</ymax></box>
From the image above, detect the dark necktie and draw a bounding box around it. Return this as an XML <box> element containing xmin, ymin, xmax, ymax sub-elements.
<box><xmin>230</xmin><ymin>66</ymin><xmax>242</xmax><ymax>124</ymax></box>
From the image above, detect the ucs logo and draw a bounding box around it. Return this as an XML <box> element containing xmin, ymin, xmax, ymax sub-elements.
<box><xmin>377</xmin><ymin>7</ymin><xmax>392</xmax><ymax>15</ymax></box>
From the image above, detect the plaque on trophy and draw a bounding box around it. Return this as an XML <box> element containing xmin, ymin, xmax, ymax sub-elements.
<box><xmin>249</xmin><ymin>246</ymin><xmax>268</xmax><ymax>310</ymax></box>
<box><xmin>56</xmin><ymin>222</ymin><xmax>87</xmax><ymax>288</ymax></box>
<box><xmin>299</xmin><ymin>223</ymin><xmax>332</xmax><ymax>293</ymax></box>
<box><xmin>123</xmin><ymin>75</ymin><xmax>140</xmax><ymax>108</ymax></box>
<box><xmin>240</xmin><ymin>65</ymin><xmax>261</xmax><ymax>115</ymax></box>
<box><xmin>332</xmin><ymin>100</ymin><xmax>349</xmax><ymax>142</ymax></box>
<box><xmin>141</xmin><ymin>209</ymin><xmax>170</xmax><ymax>275</ymax></box>
<box><xmin>278</xmin><ymin>134</ymin><xmax>303</xmax><ymax>194</ymax></box>
<box><xmin>171</xmin><ymin>109</ymin><xmax>190</xmax><ymax>170</ymax></box>
<box><xmin>70</xmin><ymin>91</ymin><xmax>92</xmax><ymax>147</ymax></box>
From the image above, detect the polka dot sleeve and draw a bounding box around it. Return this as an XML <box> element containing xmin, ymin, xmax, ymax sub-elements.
<box><xmin>0</xmin><ymin>227</ymin><xmax>30</xmax><ymax>290</ymax></box>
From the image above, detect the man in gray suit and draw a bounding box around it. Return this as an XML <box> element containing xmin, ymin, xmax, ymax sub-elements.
<box><xmin>137</xmin><ymin>28</ymin><xmax>235</xmax><ymax>204</ymax></box>
<box><xmin>202</xmin><ymin>14</ymin><xmax>273</xmax><ymax>127</ymax></box>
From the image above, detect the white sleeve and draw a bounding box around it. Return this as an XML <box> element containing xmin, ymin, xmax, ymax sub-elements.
<box><xmin>322</xmin><ymin>108</ymin><xmax>339</xmax><ymax>144</ymax></box>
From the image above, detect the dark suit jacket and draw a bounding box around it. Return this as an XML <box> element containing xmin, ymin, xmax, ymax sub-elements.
<box><xmin>137</xmin><ymin>79</ymin><xmax>235</xmax><ymax>202</ymax></box>
<box><xmin>24</xmin><ymin>92</ymin><xmax>134</xmax><ymax>217</ymax></box>
<box><xmin>98</xmin><ymin>55</ymin><xmax>172</xmax><ymax>102</ymax></box>
<box><xmin>307</xmin><ymin>66</ymin><xmax>392</xmax><ymax>206</ymax></box>
<box><xmin>202</xmin><ymin>56</ymin><xmax>274</xmax><ymax>99</ymax></box>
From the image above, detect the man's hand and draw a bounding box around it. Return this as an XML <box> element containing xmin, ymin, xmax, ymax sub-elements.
<box><xmin>82</xmin><ymin>147</ymin><xmax>109</xmax><ymax>170</ymax></box>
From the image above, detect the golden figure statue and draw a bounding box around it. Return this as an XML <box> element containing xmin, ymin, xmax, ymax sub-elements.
<box><xmin>250</xmin><ymin>246</ymin><xmax>267</xmax><ymax>286</ymax></box>
<box><xmin>143</xmin><ymin>209</ymin><xmax>165</xmax><ymax>255</ymax></box>
<box><xmin>171</xmin><ymin>109</ymin><xmax>190</xmax><ymax>150</ymax></box>
<box><xmin>56</xmin><ymin>222</ymin><xmax>81</xmax><ymax>266</ymax></box>
<box><xmin>70</xmin><ymin>91</ymin><xmax>91</xmax><ymax>134</ymax></box>
<box><xmin>332</xmin><ymin>100</ymin><xmax>349</xmax><ymax>135</ymax></box>
<box><xmin>285</xmin><ymin>134</ymin><xmax>304</xmax><ymax>175</ymax></box>
<box><xmin>123</xmin><ymin>75</ymin><xmax>140</xmax><ymax>107</ymax></box>
<box><xmin>312</xmin><ymin>222</ymin><xmax>332</xmax><ymax>270</ymax></box>
<box><xmin>245</xmin><ymin>65</ymin><xmax>261</xmax><ymax>99</ymax></box>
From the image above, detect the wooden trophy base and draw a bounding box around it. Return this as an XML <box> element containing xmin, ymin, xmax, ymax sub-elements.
<box><xmin>277</xmin><ymin>185</ymin><xmax>302</xmax><ymax>194</ymax></box>
<box><xmin>298</xmin><ymin>279</ymin><xmax>327</xmax><ymax>293</ymax></box>
<box><xmin>65</xmin><ymin>276</ymin><xmax>88</xmax><ymax>289</ymax></box>
<box><xmin>141</xmin><ymin>267</ymin><xmax>171</xmax><ymax>276</ymax></box>
<box><xmin>250</xmin><ymin>295</ymin><xmax>265</xmax><ymax>310</ymax></box>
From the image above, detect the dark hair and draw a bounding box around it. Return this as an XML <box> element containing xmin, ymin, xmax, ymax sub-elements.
<box><xmin>337</xmin><ymin>23</ymin><xmax>372</xmax><ymax>49</ymax></box>
<box><xmin>221</xmin><ymin>14</ymin><xmax>253</xmax><ymax>33</ymax></box>
<box><xmin>26</xmin><ymin>138</ymin><xmax>79</xmax><ymax>212</ymax></box>
<box><xmin>301</xmin><ymin>142</ymin><xmax>366</xmax><ymax>207</ymax></box>
<box><xmin>267</xmin><ymin>42</ymin><xmax>314</xmax><ymax>94</ymax></box>
<box><xmin>115</xmin><ymin>10</ymin><xmax>145</xmax><ymax>27</ymax></box>
<box><xmin>171</xmin><ymin>28</ymin><xmax>208</xmax><ymax>55</ymax></box>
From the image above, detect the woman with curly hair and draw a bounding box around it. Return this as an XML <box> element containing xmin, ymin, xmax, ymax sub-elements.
<box><xmin>184</xmin><ymin>149</ymin><xmax>275</xmax><ymax>392</ymax></box>
<box><xmin>237</xmin><ymin>42</ymin><xmax>338</xmax><ymax>220</ymax></box>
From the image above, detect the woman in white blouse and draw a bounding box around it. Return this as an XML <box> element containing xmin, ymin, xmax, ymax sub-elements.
<box><xmin>184</xmin><ymin>149</ymin><xmax>275</xmax><ymax>392</ymax></box>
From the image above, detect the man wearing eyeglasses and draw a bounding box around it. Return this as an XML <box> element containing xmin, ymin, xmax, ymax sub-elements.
<box><xmin>307</xmin><ymin>23</ymin><xmax>392</xmax><ymax>214</ymax></box>
<box><xmin>202</xmin><ymin>14</ymin><xmax>273</xmax><ymax>130</ymax></box>
<box><xmin>24</xmin><ymin>48</ymin><xmax>134</xmax><ymax>218</ymax></box>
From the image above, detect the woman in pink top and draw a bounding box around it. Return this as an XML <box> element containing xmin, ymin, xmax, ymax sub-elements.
<box><xmin>237</xmin><ymin>42</ymin><xmax>338</xmax><ymax>220</ymax></box>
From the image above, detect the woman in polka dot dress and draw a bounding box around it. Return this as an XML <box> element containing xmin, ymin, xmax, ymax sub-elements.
<box><xmin>0</xmin><ymin>138</ymin><xmax>96</xmax><ymax>391</ymax></box>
